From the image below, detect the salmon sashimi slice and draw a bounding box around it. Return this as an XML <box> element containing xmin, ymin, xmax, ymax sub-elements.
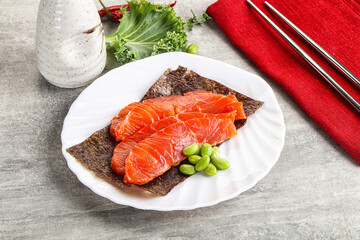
<box><xmin>115</xmin><ymin>92</ymin><xmax>246</xmax><ymax>141</ymax></box>
<box><xmin>111</xmin><ymin>111</ymin><xmax>236</xmax><ymax>175</ymax></box>
<box><xmin>184</xmin><ymin>91</ymin><xmax>245</xmax><ymax>118</ymax></box>
<box><xmin>184</xmin><ymin>91</ymin><xmax>235</xmax><ymax>100</ymax></box>
<box><xmin>123</xmin><ymin>118</ymin><xmax>238</xmax><ymax>185</ymax></box>
<box><xmin>110</xmin><ymin>102</ymin><xmax>142</xmax><ymax>137</ymax></box>
<box><xmin>110</xmin><ymin>96</ymin><xmax>183</xmax><ymax>137</ymax></box>
<box><xmin>142</xmin><ymin>95</ymin><xmax>183</xmax><ymax>103</ymax></box>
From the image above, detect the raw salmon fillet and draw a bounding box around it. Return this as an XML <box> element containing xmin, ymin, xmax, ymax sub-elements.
<box><xmin>111</xmin><ymin>112</ymin><xmax>236</xmax><ymax>175</ymax></box>
<box><xmin>110</xmin><ymin>96</ymin><xmax>183</xmax><ymax>137</ymax></box>
<box><xmin>115</xmin><ymin>91</ymin><xmax>246</xmax><ymax>141</ymax></box>
<box><xmin>142</xmin><ymin>94</ymin><xmax>183</xmax><ymax>103</ymax></box>
<box><xmin>123</xmin><ymin>117</ymin><xmax>238</xmax><ymax>185</ymax></box>
<box><xmin>110</xmin><ymin>102</ymin><xmax>142</xmax><ymax>137</ymax></box>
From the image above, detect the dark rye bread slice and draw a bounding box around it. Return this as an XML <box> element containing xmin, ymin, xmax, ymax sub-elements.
<box><xmin>66</xmin><ymin>66</ymin><xmax>263</xmax><ymax>196</ymax></box>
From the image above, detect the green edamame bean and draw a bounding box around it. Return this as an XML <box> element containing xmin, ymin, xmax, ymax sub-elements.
<box><xmin>211</xmin><ymin>157</ymin><xmax>230</xmax><ymax>170</ymax></box>
<box><xmin>200</xmin><ymin>143</ymin><xmax>212</xmax><ymax>157</ymax></box>
<box><xmin>186</xmin><ymin>43</ymin><xmax>198</xmax><ymax>54</ymax></box>
<box><xmin>180</xmin><ymin>164</ymin><xmax>196</xmax><ymax>175</ymax></box>
<box><xmin>194</xmin><ymin>148</ymin><xmax>201</xmax><ymax>156</ymax></box>
<box><xmin>188</xmin><ymin>155</ymin><xmax>201</xmax><ymax>165</ymax></box>
<box><xmin>183</xmin><ymin>143</ymin><xmax>199</xmax><ymax>156</ymax></box>
<box><xmin>195</xmin><ymin>155</ymin><xmax>210</xmax><ymax>171</ymax></box>
<box><xmin>210</xmin><ymin>146</ymin><xmax>220</xmax><ymax>160</ymax></box>
<box><xmin>204</xmin><ymin>163</ymin><xmax>217</xmax><ymax>176</ymax></box>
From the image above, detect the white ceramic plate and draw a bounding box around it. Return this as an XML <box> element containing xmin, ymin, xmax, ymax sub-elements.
<box><xmin>61</xmin><ymin>52</ymin><xmax>285</xmax><ymax>211</ymax></box>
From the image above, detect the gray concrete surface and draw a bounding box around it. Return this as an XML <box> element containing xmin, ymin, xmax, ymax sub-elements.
<box><xmin>1</xmin><ymin>0</ymin><xmax>360</xmax><ymax>239</ymax></box>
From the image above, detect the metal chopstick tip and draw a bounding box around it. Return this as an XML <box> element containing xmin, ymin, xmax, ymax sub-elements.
<box><xmin>246</xmin><ymin>0</ymin><xmax>256</xmax><ymax>7</ymax></box>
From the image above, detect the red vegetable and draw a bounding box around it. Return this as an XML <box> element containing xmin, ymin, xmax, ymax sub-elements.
<box><xmin>98</xmin><ymin>4</ymin><xmax>129</xmax><ymax>21</ymax></box>
<box><xmin>169</xmin><ymin>0</ymin><xmax>177</xmax><ymax>7</ymax></box>
<box><xmin>98</xmin><ymin>0</ymin><xmax>177</xmax><ymax>22</ymax></box>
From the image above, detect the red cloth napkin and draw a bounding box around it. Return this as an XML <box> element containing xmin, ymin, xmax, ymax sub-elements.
<box><xmin>207</xmin><ymin>0</ymin><xmax>360</xmax><ymax>163</ymax></box>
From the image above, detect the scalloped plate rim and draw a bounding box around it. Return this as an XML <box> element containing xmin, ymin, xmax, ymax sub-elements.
<box><xmin>61</xmin><ymin>52</ymin><xmax>285</xmax><ymax>211</ymax></box>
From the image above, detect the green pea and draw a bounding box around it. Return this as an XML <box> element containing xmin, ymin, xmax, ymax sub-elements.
<box><xmin>204</xmin><ymin>163</ymin><xmax>217</xmax><ymax>176</ymax></box>
<box><xmin>188</xmin><ymin>155</ymin><xmax>201</xmax><ymax>165</ymax></box>
<box><xmin>211</xmin><ymin>157</ymin><xmax>230</xmax><ymax>170</ymax></box>
<box><xmin>186</xmin><ymin>43</ymin><xmax>198</xmax><ymax>54</ymax></box>
<box><xmin>195</xmin><ymin>155</ymin><xmax>210</xmax><ymax>171</ymax></box>
<box><xmin>210</xmin><ymin>146</ymin><xmax>220</xmax><ymax>160</ymax></box>
<box><xmin>179</xmin><ymin>164</ymin><xmax>196</xmax><ymax>175</ymax></box>
<box><xmin>200</xmin><ymin>143</ymin><xmax>212</xmax><ymax>157</ymax></box>
<box><xmin>183</xmin><ymin>143</ymin><xmax>199</xmax><ymax>156</ymax></box>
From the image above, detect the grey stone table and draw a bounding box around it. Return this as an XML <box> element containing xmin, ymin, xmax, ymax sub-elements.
<box><xmin>1</xmin><ymin>0</ymin><xmax>359</xmax><ymax>239</ymax></box>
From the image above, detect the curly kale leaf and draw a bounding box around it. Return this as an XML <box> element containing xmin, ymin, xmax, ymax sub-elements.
<box><xmin>105</xmin><ymin>0</ymin><xmax>187</xmax><ymax>64</ymax></box>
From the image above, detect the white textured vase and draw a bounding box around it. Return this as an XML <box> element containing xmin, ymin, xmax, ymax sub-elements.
<box><xmin>36</xmin><ymin>0</ymin><xmax>106</xmax><ymax>88</ymax></box>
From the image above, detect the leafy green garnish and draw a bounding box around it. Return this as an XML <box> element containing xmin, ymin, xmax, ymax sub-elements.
<box><xmin>105</xmin><ymin>0</ymin><xmax>187</xmax><ymax>64</ymax></box>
